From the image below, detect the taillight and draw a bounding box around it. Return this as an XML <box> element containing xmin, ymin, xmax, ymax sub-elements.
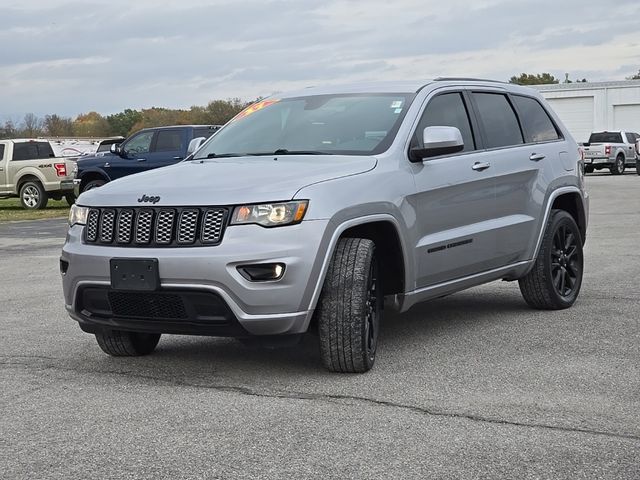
<box><xmin>54</xmin><ymin>163</ymin><xmax>67</xmax><ymax>177</ymax></box>
<box><xmin>605</xmin><ymin>145</ymin><xmax>611</xmax><ymax>155</ymax></box>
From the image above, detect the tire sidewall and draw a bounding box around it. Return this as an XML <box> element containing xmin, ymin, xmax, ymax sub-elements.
<box><xmin>19</xmin><ymin>181</ymin><xmax>47</xmax><ymax>209</ymax></box>
<box><xmin>82</xmin><ymin>179</ymin><xmax>106</xmax><ymax>193</ymax></box>
<box><xmin>540</xmin><ymin>211</ymin><xmax>584</xmax><ymax>308</ymax></box>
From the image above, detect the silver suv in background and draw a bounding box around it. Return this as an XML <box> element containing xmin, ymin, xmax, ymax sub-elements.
<box><xmin>582</xmin><ymin>130</ymin><xmax>639</xmax><ymax>175</ymax></box>
<box><xmin>61</xmin><ymin>79</ymin><xmax>588</xmax><ymax>373</ymax></box>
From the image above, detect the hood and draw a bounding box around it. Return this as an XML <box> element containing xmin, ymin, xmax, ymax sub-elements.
<box><xmin>78</xmin><ymin>155</ymin><xmax>377</xmax><ymax>206</ymax></box>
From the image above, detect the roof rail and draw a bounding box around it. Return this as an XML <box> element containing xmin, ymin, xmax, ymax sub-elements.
<box><xmin>433</xmin><ymin>77</ymin><xmax>507</xmax><ymax>84</ymax></box>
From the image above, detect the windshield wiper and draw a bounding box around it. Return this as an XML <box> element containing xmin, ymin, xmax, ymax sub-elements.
<box><xmin>271</xmin><ymin>149</ymin><xmax>331</xmax><ymax>155</ymax></box>
<box><xmin>192</xmin><ymin>153</ymin><xmax>243</xmax><ymax>159</ymax></box>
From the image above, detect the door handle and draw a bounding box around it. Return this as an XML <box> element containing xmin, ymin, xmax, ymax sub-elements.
<box><xmin>104</xmin><ymin>162</ymin><xmax>110</xmax><ymax>168</ymax></box>
<box><xmin>529</xmin><ymin>153</ymin><xmax>545</xmax><ymax>162</ymax></box>
<box><xmin>472</xmin><ymin>161</ymin><xmax>491</xmax><ymax>171</ymax></box>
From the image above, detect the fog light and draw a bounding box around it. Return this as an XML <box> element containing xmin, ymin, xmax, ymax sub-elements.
<box><xmin>237</xmin><ymin>263</ymin><xmax>285</xmax><ymax>281</ymax></box>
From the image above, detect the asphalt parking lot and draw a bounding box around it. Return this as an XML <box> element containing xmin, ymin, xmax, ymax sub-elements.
<box><xmin>1</xmin><ymin>173</ymin><xmax>639</xmax><ymax>479</ymax></box>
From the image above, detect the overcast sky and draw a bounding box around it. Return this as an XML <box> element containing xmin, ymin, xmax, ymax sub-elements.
<box><xmin>1</xmin><ymin>0</ymin><xmax>639</xmax><ymax>120</ymax></box>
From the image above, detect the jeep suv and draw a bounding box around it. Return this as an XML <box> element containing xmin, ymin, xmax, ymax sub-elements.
<box><xmin>61</xmin><ymin>79</ymin><xmax>589</xmax><ymax>373</ymax></box>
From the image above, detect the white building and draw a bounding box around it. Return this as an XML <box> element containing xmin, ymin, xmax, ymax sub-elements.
<box><xmin>533</xmin><ymin>80</ymin><xmax>640</xmax><ymax>143</ymax></box>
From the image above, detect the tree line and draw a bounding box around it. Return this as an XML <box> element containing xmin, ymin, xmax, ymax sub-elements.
<box><xmin>3</xmin><ymin>69</ymin><xmax>640</xmax><ymax>140</ymax></box>
<box><xmin>0</xmin><ymin>98</ymin><xmax>252</xmax><ymax>140</ymax></box>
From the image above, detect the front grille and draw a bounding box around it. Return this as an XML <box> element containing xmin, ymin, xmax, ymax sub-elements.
<box><xmin>84</xmin><ymin>207</ymin><xmax>228</xmax><ymax>247</ymax></box>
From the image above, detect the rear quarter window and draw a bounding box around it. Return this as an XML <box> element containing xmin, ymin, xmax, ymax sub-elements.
<box><xmin>12</xmin><ymin>142</ymin><xmax>54</xmax><ymax>161</ymax></box>
<box><xmin>512</xmin><ymin>95</ymin><xmax>560</xmax><ymax>143</ymax></box>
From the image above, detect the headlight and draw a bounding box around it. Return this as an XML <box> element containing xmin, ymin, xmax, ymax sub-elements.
<box><xmin>68</xmin><ymin>205</ymin><xmax>89</xmax><ymax>226</ymax></box>
<box><xmin>230</xmin><ymin>200</ymin><xmax>308</xmax><ymax>227</ymax></box>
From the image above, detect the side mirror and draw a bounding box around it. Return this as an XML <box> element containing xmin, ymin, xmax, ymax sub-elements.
<box><xmin>410</xmin><ymin>126</ymin><xmax>464</xmax><ymax>162</ymax></box>
<box><xmin>110</xmin><ymin>143</ymin><xmax>122</xmax><ymax>155</ymax></box>
<box><xmin>187</xmin><ymin>137</ymin><xmax>206</xmax><ymax>155</ymax></box>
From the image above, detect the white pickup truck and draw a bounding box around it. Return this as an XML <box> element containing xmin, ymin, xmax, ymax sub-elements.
<box><xmin>0</xmin><ymin>139</ymin><xmax>77</xmax><ymax>209</ymax></box>
<box><xmin>582</xmin><ymin>130</ymin><xmax>640</xmax><ymax>175</ymax></box>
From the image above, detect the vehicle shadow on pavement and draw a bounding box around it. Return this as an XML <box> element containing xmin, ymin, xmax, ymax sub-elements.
<box><xmin>103</xmin><ymin>287</ymin><xmax>531</xmax><ymax>376</ymax></box>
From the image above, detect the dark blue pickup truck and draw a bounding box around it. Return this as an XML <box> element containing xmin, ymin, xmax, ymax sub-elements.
<box><xmin>75</xmin><ymin>125</ymin><xmax>220</xmax><ymax>193</ymax></box>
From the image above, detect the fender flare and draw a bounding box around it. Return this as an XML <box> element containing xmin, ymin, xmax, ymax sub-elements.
<box><xmin>78</xmin><ymin>167</ymin><xmax>111</xmax><ymax>185</ymax></box>
<box><xmin>15</xmin><ymin>169</ymin><xmax>47</xmax><ymax>194</ymax></box>
<box><xmin>530</xmin><ymin>186</ymin><xmax>585</xmax><ymax>262</ymax></box>
<box><xmin>307</xmin><ymin>213</ymin><xmax>410</xmax><ymax>311</ymax></box>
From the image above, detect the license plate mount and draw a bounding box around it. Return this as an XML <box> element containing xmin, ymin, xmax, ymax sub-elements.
<box><xmin>110</xmin><ymin>258</ymin><xmax>159</xmax><ymax>291</ymax></box>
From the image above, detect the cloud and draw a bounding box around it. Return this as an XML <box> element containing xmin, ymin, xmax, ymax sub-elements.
<box><xmin>0</xmin><ymin>0</ymin><xmax>639</xmax><ymax>118</ymax></box>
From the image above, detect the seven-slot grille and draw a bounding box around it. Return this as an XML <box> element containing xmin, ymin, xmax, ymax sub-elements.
<box><xmin>84</xmin><ymin>207</ymin><xmax>228</xmax><ymax>247</ymax></box>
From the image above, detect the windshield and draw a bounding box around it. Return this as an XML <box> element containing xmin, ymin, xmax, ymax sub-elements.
<box><xmin>193</xmin><ymin>93</ymin><xmax>415</xmax><ymax>159</ymax></box>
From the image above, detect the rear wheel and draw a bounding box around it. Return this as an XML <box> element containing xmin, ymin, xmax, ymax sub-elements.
<box><xmin>19</xmin><ymin>181</ymin><xmax>48</xmax><ymax>209</ymax></box>
<box><xmin>610</xmin><ymin>154</ymin><xmax>625</xmax><ymax>175</ymax></box>
<box><xmin>95</xmin><ymin>330</ymin><xmax>161</xmax><ymax>356</ymax></box>
<box><xmin>519</xmin><ymin>210</ymin><xmax>583</xmax><ymax>310</ymax></box>
<box><xmin>316</xmin><ymin>237</ymin><xmax>381</xmax><ymax>373</ymax></box>
<box><xmin>65</xmin><ymin>193</ymin><xmax>76</xmax><ymax>206</ymax></box>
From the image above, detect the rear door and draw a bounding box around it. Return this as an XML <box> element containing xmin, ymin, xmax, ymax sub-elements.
<box><xmin>470</xmin><ymin>91</ymin><xmax>560</xmax><ymax>264</ymax></box>
<box><xmin>144</xmin><ymin>128</ymin><xmax>187</xmax><ymax>169</ymax></box>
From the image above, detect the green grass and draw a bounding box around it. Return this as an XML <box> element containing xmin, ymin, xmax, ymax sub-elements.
<box><xmin>0</xmin><ymin>197</ymin><xmax>70</xmax><ymax>222</ymax></box>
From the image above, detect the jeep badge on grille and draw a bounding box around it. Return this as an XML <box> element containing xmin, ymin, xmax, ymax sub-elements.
<box><xmin>138</xmin><ymin>195</ymin><xmax>161</xmax><ymax>204</ymax></box>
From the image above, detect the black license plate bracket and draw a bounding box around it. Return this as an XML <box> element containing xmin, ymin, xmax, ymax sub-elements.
<box><xmin>110</xmin><ymin>258</ymin><xmax>159</xmax><ymax>291</ymax></box>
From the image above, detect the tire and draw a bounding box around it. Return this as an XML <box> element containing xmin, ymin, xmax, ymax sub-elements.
<box><xmin>65</xmin><ymin>193</ymin><xmax>76</xmax><ymax>206</ymax></box>
<box><xmin>610</xmin><ymin>154</ymin><xmax>625</xmax><ymax>175</ymax></box>
<box><xmin>316</xmin><ymin>237</ymin><xmax>382</xmax><ymax>373</ymax></box>
<box><xmin>518</xmin><ymin>210</ymin><xmax>583</xmax><ymax>310</ymax></box>
<box><xmin>636</xmin><ymin>158</ymin><xmax>640</xmax><ymax>176</ymax></box>
<box><xmin>584</xmin><ymin>165</ymin><xmax>594</xmax><ymax>174</ymax></box>
<box><xmin>82</xmin><ymin>178</ymin><xmax>106</xmax><ymax>193</ymax></box>
<box><xmin>95</xmin><ymin>330</ymin><xmax>161</xmax><ymax>356</ymax></box>
<box><xmin>19</xmin><ymin>181</ymin><xmax>48</xmax><ymax>209</ymax></box>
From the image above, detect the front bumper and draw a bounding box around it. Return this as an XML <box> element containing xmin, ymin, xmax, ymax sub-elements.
<box><xmin>61</xmin><ymin>219</ymin><xmax>331</xmax><ymax>336</ymax></box>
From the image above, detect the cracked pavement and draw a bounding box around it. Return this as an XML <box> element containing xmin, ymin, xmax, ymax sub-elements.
<box><xmin>1</xmin><ymin>174</ymin><xmax>639</xmax><ymax>479</ymax></box>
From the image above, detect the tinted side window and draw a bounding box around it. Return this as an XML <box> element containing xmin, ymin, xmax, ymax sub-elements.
<box><xmin>154</xmin><ymin>130</ymin><xmax>183</xmax><ymax>152</ymax></box>
<box><xmin>194</xmin><ymin>127</ymin><xmax>218</xmax><ymax>139</ymax></box>
<box><xmin>472</xmin><ymin>93</ymin><xmax>524</xmax><ymax>148</ymax></box>
<box><xmin>0</xmin><ymin>144</ymin><xmax>5</xmax><ymax>160</ymax></box>
<box><xmin>513</xmin><ymin>95</ymin><xmax>560</xmax><ymax>143</ymax></box>
<box><xmin>11</xmin><ymin>142</ymin><xmax>53</xmax><ymax>161</ymax></box>
<box><xmin>625</xmin><ymin>132</ymin><xmax>635</xmax><ymax>143</ymax></box>
<box><xmin>414</xmin><ymin>92</ymin><xmax>475</xmax><ymax>152</ymax></box>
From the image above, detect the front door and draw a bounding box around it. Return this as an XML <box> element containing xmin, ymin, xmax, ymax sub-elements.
<box><xmin>410</xmin><ymin>91</ymin><xmax>497</xmax><ymax>288</ymax></box>
<box><xmin>106</xmin><ymin>130</ymin><xmax>155</xmax><ymax>180</ymax></box>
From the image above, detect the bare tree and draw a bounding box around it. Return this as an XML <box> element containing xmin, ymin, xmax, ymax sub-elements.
<box><xmin>22</xmin><ymin>113</ymin><xmax>44</xmax><ymax>137</ymax></box>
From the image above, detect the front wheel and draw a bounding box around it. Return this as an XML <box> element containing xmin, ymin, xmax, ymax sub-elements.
<box><xmin>95</xmin><ymin>330</ymin><xmax>161</xmax><ymax>356</ymax></box>
<box><xmin>518</xmin><ymin>210</ymin><xmax>583</xmax><ymax>310</ymax></box>
<box><xmin>316</xmin><ymin>238</ymin><xmax>381</xmax><ymax>373</ymax></box>
<box><xmin>82</xmin><ymin>178</ymin><xmax>106</xmax><ymax>193</ymax></box>
<box><xmin>19</xmin><ymin>181</ymin><xmax>48</xmax><ymax>209</ymax></box>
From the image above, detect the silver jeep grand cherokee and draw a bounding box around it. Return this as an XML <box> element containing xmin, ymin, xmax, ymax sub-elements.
<box><xmin>61</xmin><ymin>78</ymin><xmax>589</xmax><ymax>373</ymax></box>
